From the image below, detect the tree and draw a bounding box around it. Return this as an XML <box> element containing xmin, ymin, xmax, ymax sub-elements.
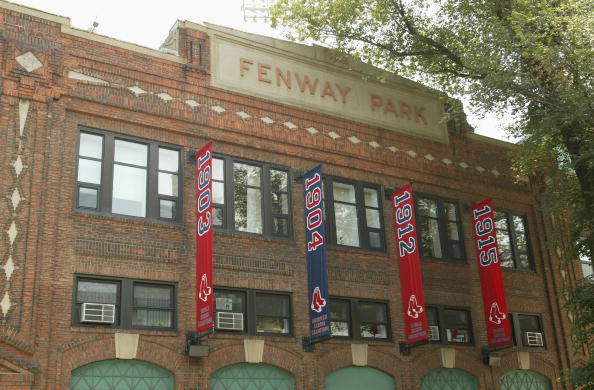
<box><xmin>271</xmin><ymin>0</ymin><xmax>593</xmax><ymax>387</ymax></box>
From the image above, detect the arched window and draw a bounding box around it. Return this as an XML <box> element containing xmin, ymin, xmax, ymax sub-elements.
<box><xmin>421</xmin><ymin>368</ymin><xmax>478</xmax><ymax>390</ymax></box>
<box><xmin>325</xmin><ymin>366</ymin><xmax>395</xmax><ymax>390</ymax></box>
<box><xmin>501</xmin><ymin>370</ymin><xmax>552</xmax><ymax>390</ymax></box>
<box><xmin>211</xmin><ymin>363</ymin><xmax>295</xmax><ymax>390</ymax></box>
<box><xmin>71</xmin><ymin>359</ymin><xmax>174</xmax><ymax>390</ymax></box>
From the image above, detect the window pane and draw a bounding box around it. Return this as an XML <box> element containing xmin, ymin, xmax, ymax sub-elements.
<box><xmin>114</xmin><ymin>140</ymin><xmax>147</xmax><ymax>166</ymax></box>
<box><xmin>369</xmin><ymin>232</ymin><xmax>381</xmax><ymax>249</ymax></box>
<box><xmin>366</xmin><ymin>208</ymin><xmax>381</xmax><ymax>229</ymax></box>
<box><xmin>444</xmin><ymin>202</ymin><xmax>458</xmax><ymax>221</ymax></box>
<box><xmin>449</xmin><ymin>242</ymin><xmax>463</xmax><ymax>259</ymax></box>
<box><xmin>159</xmin><ymin>199</ymin><xmax>175</xmax><ymax>219</ymax></box>
<box><xmin>215</xmin><ymin>291</ymin><xmax>245</xmax><ymax>312</ymax></box>
<box><xmin>512</xmin><ymin>215</ymin><xmax>525</xmax><ymax>232</ymax></box>
<box><xmin>426</xmin><ymin>307</ymin><xmax>438</xmax><ymax>326</ymax></box>
<box><xmin>333</xmin><ymin>182</ymin><xmax>356</xmax><ymax>203</ymax></box>
<box><xmin>419</xmin><ymin>218</ymin><xmax>442</xmax><ymax>258</ymax></box>
<box><xmin>134</xmin><ymin>285</ymin><xmax>171</xmax><ymax>308</ymax></box>
<box><xmin>518</xmin><ymin>315</ymin><xmax>541</xmax><ymax>333</ymax></box>
<box><xmin>234</xmin><ymin>186</ymin><xmax>262</xmax><ymax>233</ymax></box>
<box><xmin>447</xmin><ymin>222</ymin><xmax>459</xmax><ymax>241</ymax></box>
<box><xmin>582</xmin><ymin>260</ymin><xmax>593</xmax><ymax>278</ymax></box>
<box><xmin>516</xmin><ymin>232</ymin><xmax>528</xmax><ymax>252</ymax></box>
<box><xmin>234</xmin><ymin>163</ymin><xmax>261</xmax><ymax>186</ymax></box>
<box><xmin>213</xmin><ymin>207</ymin><xmax>223</xmax><ymax>227</ymax></box>
<box><xmin>213</xmin><ymin>158</ymin><xmax>224</xmax><ymax>181</ymax></box>
<box><xmin>78</xmin><ymin>158</ymin><xmax>102</xmax><ymax>184</ymax></box>
<box><xmin>417</xmin><ymin>198</ymin><xmax>438</xmax><ymax>218</ymax></box>
<box><xmin>446</xmin><ymin>328</ymin><xmax>470</xmax><ymax>343</ymax></box>
<box><xmin>360</xmin><ymin>323</ymin><xmax>387</xmax><ymax>338</ymax></box>
<box><xmin>331</xmin><ymin>321</ymin><xmax>350</xmax><ymax>336</ymax></box>
<box><xmin>358</xmin><ymin>302</ymin><xmax>387</xmax><ymax>322</ymax></box>
<box><xmin>272</xmin><ymin>193</ymin><xmax>289</xmax><ymax>214</ymax></box>
<box><xmin>334</xmin><ymin>203</ymin><xmax>359</xmax><ymax>246</ymax></box>
<box><xmin>330</xmin><ymin>300</ymin><xmax>350</xmax><ymax>321</ymax></box>
<box><xmin>112</xmin><ymin>165</ymin><xmax>147</xmax><ymax>217</ymax></box>
<box><xmin>497</xmin><ymin>230</ymin><xmax>514</xmax><ymax>268</ymax></box>
<box><xmin>158</xmin><ymin>172</ymin><xmax>178</xmax><ymax>196</ymax></box>
<box><xmin>270</xmin><ymin>169</ymin><xmax>288</xmax><ymax>192</ymax></box>
<box><xmin>273</xmin><ymin>217</ymin><xmax>289</xmax><ymax>237</ymax></box>
<box><xmin>213</xmin><ymin>181</ymin><xmax>225</xmax><ymax>204</ymax></box>
<box><xmin>519</xmin><ymin>254</ymin><xmax>531</xmax><ymax>269</ymax></box>
<box><xmin>77</xmin><ymin>281</ymin><xmax>117</xmax><ymax>304</ymax></box>
<box><xmin>79</xmin><ymin>133</ymin><xmax>103</xmax><ymax>159</ymax></box>
<box><xmin>132</xmin><ymin>310</ymin><xmax>172</xmax><ymax>328</ymax></box>
<box><xmin>255</xmin><ymin>294</ymin><xmax>290</xmax><ymax>317</ymax></box>
<box><xmin>78</xmin><ymin>187</ymin><xmax>98</xmax><ymax>209</ymax></box>
<box><xmin>256</xmin><ymin>317</ymin><xmax>289</xmax><ymax>334</ymax></box>
<box><xmin>364</xmin><ymin>188</ymin><xmax>378</xmax><ymax>207</ymax></box>
<box><xmin>495</xmin><ymin>211</ymin><xmax>509</xmax><ymax>232</ymax></box>
<box><xmin>158</xmin><ymin>148</ymin><xmax>179</xmax><ymax>172</ymax></box>
<box><xmin>443</xmin><ymin>309</ymin><xmax>470</xmax><ymax>343</ymax></box>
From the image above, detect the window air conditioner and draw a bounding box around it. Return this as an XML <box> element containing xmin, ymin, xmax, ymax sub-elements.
<box><xmin>81</xmin><ymin>303</ymin><xmax>116</xmax><ymax>324</ymax></box>
<box><xmin>525</xmin><ymin>332</ymin><xmax>544</xmax><ymax>347</ymax></box>
<box><xmin>428</xmin><ymin>325</ymin><xmax>440</xmax><ymax>341</ymax></box>
<box><xmin>216</xmin><ymin>312</ymin><xmax>244</xmax><ymax>331</ymax></box>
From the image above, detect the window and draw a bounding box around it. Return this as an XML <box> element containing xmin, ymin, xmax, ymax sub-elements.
<box><xmin>214</xmin><ymin>289</ymin><xmax>291</xmax><ymax>336</ymax></box>
<box><xmin>329</xmin><ymin>297</ymin><xmax>390</xmax><ymax>340</ymax></box>
<box><xmin>580</xmin><ymin>255</ymin><xmax>592</xmax><ymax>279</ymax></box>
<box><xmin>212</xmin><ymin>156</ymin><xmax>291</xmax><ymax>238</ymax></box>
<box><xmin>494</xmin><ymin>211</ymin><xmax>533</xmax><ymax>270</ymax></box>
<box><xmin>324</xmin><ymin>178</ymin><xmax>385</xmax><ymax>250</ymax></box>
<box><xmin>76</xmin><ymin>128</ymin><xmax>181</xmax><ymax>221</ymax></box>
<box><xmin>415</xmin><ymin>196</ymin><xmax>464</xmax><ymax>261</ymax></box>
<box><xmin>426</xmin><ymin>306</ymin><xmax>473</xmax><ymax>345</ymax></box>
<box><xmin>73</xmin><ymin>276</ymin><xmax>176</xmax><ymax>330</ymax></box>
<box><xmin>509</xmin><ymin>313</ymin><xmax>545</xmax><ymax>348</ymax></box>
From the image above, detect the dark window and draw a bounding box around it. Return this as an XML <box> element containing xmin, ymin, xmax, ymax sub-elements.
<box><xmin>415</xmin><ymin>196</ymin><xmax>464</xmax><ymax>261</ymax></box>
<box><xmin>494</xmin><ymin>211</ymin><xmax>533</xmax><ymax>270</ymax></box>
<box><xmin>426</xmin><ymin>306</ymin><xmax>473</xmax><ymax>345</ymax></box>
<box><xmin>212</xmin><ymin>156</ymin><xmax>291</xmax><ymax>238</ymax></box>
<box><xmin>324</xmin><ymin>178</ymin><xmax>385</xmax><ymax>250</ymax></box>
<box><xmin>73</xmin><ymin>276</ymin><xmax>176</xmax><ymax>331</ymax></box>
<box><xmin>76</xmin><ymin>128</ymin><xmax>181</xmax><ymax>221</ymax></box>
<box><xmin>329</xmin><ymin>297</ymin><xmax>390</xmax><ymax>340</ymax></box>
<box><xmin>214</xmin><ymin>288</ymin><xmax>291</xmax><ymax>336</ymax></box>
<box><xmin>510</xmin><ymin>313</ymin><xmax>545</xmax><ymax>348</ymax></box>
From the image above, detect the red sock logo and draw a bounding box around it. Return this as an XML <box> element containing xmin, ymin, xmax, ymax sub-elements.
<box><xmin>407</xmin><ymin>294</ymin><xmax>424</xmax><ymax>318</ymax></box>
<box><xmin>311</xmin><ymin>287</ymin><xmax>327</xmax><ymax>313</ymax></box>
<box><xmin>198</xmin><ymin>274</ymin><xmax>212</xmax><ymax>302</ymax></box>
<box><xmin>489</xmin><ymin>302</ymin><xmax>506</xmax><ymax>324</ymax></box>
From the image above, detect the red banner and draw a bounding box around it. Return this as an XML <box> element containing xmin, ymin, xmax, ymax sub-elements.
<box><xmin>391</xmin><ymin>183</ymin><xmax>428</xmax><ymax>344</ymax></box>
<box><xmin>471</xmin><ymin>199</ymin><xmax>512</xmax><ymax>348</ymax></box>
<box><xmin>196</xmin><ymin>142</ymin><xmax>214</xmax><ymax>335</ymax></box>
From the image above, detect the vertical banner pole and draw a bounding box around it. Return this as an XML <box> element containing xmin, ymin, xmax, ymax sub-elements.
<box><xmin>196</xmin><ymin>142</ymin><xmax>214</xmax><ymax>335</ymax></box>
<box><xmin>470</xmin><ymin>199</ymin><xmax>512</xmax><ymax>348</ymax></box>
<box><xmin>303</xmin><ymin>166</ymin><xmax>331</xmax><ymax>340</ymax></box>
<box><xmin>391</xmin><ymin>183</ymin><xmax>428</xmax><ymax>345</ymax></box>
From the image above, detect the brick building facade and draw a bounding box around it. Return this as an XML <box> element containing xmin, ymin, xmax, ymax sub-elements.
<box><xmin>0</xmin><ymin>1</ymin><xmax>588</xmax><ymax>389</ymax></box>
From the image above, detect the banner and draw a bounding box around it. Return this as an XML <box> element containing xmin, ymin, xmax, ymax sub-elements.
<box><xmin>196</xmin><ymin>142</ymin><xmax>214</xmax><ymax>335</ymax></box>
<box><xmin>391</xmin><ymin>183</ymin><xmax>428</xmax><ymax>344</ymax></box>
<box><xmin>303</xmin><ymin>166</ymin><xmax>331</xmax><ymax>339</ymax></box>
<box><xmin>471</xmin><ymin>199</ymin><xmax>512</xmax><ymax>348</ymax></box>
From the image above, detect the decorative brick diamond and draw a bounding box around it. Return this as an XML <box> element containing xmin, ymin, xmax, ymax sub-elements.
<box><xmin>283</xmin><ymin>121</ymin><xmax>297</xmax><ymax>129</ymax></box>
<box><xmin>7</xmin><ymin>222</ymin><xmax>17</xmax><ymax>245</ymax></box>
<box><xmin>491</xmin><ymin>169</ymin><xmax>501</xmax><ymax>176</ymax></box>
<box><xmin>185</xmin><ymin>100</ymin><xmax>200</xmax><ymax>108</ymax></box>
<box><xmin>211</xmin><ymin>105</ymin><xmax>225</xmax><ymax>113</ymax></box>
<box><xmin>11</xmin><ymin>188</ymin><xmax>23</xmax><ymax>211</ymax></box>
<box><xmin>442</xmin><ymin>158</ymin><xmax>453</xmax><ymax>165</ymax></box>
<box><xmin>15</xmin><ymin>52</ymin><xmax>42</xmax><ymax>72</ymax></box>
<box><xmin>406</xmin><ymin>150</ymin><xmax>418</xmax><ymax>158</ymax></box>
<box><xmin>388</xmin><ymin>146</ymin><xmax>399</xmax><ymax>152</ymax></box>
<box><xmin>1</xmin><ymin>292</ymin><xmax>11</xmax><ymax>317</ymax></box>
<box><xmin>475</xmin><ymin>166</ymin><xmax>485</xmax><ymax>173</ymax></box>
<box><xmin>157</xmin><ymin>93</ymin><xmax>173</xmax><ymax>102</ymax></box>
<box><xmin>369</xmin><ymin>141</ymin><xmax>380</xmax><ymax>149</ymax></box>
<box><xmin>327</xmin><ymin>131</ymin><xmax>340</xmax><ymax>139</ymax></box>
<box><xmin>424</xmin><ymin>154</ymin><xmax>435</xmax><ymax>161</ymax></box>
<box><xmin>305</xmin><ymin>127</ymin><xmax>318</xmax><ymax>135</ymax></box>
<box><xmin>236</xmin><ymin>111</ymin><xmax>251</xmax><ymax>120</ymax></box>
<box><xmin>459</xmin><ymin>162</ymin><xmax>469</xmax><ymax>169</ymax></box>
<box><xmin>128</xmin><ymin>86</ymin><xmax>146</xmax><ymax>96</ymax></box>
<box><xmin>12</xmin><ymin>156</ymin><xmax>24</xmax><ymax>178</ymax></box>
<box><xmin>348</xmin><ymin>136</ymin><xmax>361</xmax><ymax>144</ymax></box>
<box><xmin>4</xmin><ymin>256</ymin><xmax>15</xmax><ymax>281</ymax></box>
<box><xmin>261</xmin><ymin>117</ymin><xmax>275</xmax><ymax>124</ymax></box>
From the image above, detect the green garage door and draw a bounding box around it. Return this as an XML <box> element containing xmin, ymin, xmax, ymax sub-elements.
<box><xmin>325</xmin><ymin>367</ymin><xmax>395</xmax><ymax>390</ymax></box>
<box><xmin>71</xmin><ymin>359</ymin><xmax>174</xmax><ymax>390</ymax></box>
<box><xmin>501</xmin><ymin>370</ymin><xmax>552</xmax><ymax>390</ymax></box>
<box><xmin>421</xmin><ymin>368</ymin><xmax>479</xmax><ymax>390</ymax></box>
<box><xmin>211</xmin><ymin>363</ymin><xmax>295</xmax><ymax>390</ymax></box>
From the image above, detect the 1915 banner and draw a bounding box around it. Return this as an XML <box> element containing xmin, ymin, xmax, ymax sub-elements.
<box><xmin>196</xmin><ymin>142</ymin><xmax>214</xmax><ymax>335</ymax></box>
<box><xmin>303</xmin><ymin>166</ymin><xmax>331</xmax><ymax>339</ymax></box>
<box><xmin>391</xmin><ymin>183</ymin><xmax>428</xmax><ymax>343</ymax></box>
<box><xmin>471</xmin><ymin>199</ymin><xmax>512</xmax><ymax>348</ymax></box>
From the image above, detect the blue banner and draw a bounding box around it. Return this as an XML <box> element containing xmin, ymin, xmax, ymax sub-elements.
<box><xmin>303</xmin><ymin>166</ymin><xmax>331</xmax><ymax>339</ymax></box>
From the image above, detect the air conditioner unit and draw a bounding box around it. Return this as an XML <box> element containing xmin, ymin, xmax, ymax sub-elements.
<box><xmin>428</xmin><ymin>325</ymin><xmax>440</xmax><ymax>341</ymax></box>
<box><xmin>525</xmin><ymin>332</ymin><xmax>544</xmax><ymax>347</ymax></box>
<box><xmin>81</xmin><ymin>303</ymin><xmax>115</xmax><ymax>324</ymax></box>
<box><xmin>216</xmin><ymin>312</ymin><xmax>244</xmax><ymax>331</ymax></box>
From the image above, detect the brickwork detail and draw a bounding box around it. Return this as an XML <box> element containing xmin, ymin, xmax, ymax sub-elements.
<box><xmin>213</xmin><ymin>254</ymin><xmax>294</xmax><ymax>276</ymax></box>
<box><xmin>75</xmin><ymin>238</ymin><xmax>182</xmax><ymax>263</ymax></box>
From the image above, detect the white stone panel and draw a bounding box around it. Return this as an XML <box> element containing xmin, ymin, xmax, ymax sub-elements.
<box><xmin>351</xmin><ymin>344</ymin><xmax>368</xmax><ymax>366</ymax></box>
<box><xmin>244</xmin><ymin>339</ymin><xmax>265</xmax><ymax>363</ymax></box>
<box><xmin>18</xmin><ymin>100</ymin><xmax>29</xmax><ymax>137</ymax></box>
<box><xmin>7</xmin><ymin>222</ymin><xmax>18</xmax><ymax>245</ymax></box>
<box><xmin>68</xmin><ymin>71</ymin><xmax>109</xmax><ymax>85</ymax></box>
<box><xmin>15</xmin><ymin>52</ymin><xmax>42</xmax><ymax>72</ymax></box>
<box><xmin>3</xmin><ymin>256</ymin><xmax>15</xmax><ymax>281</ymax></box>
<box><xmin>115</xmin><ymin>333</ymin><xmax>139</xmax><ymax>359</ymax></box>
<box><xmin>1</xmin><ymin>292</ymin><xmax>11</xmax><ymax>317</ymax></box>
<box><xmin>440</xmin><ymin>348</ymin><xmax>455</xmax><ymax>368</ymax></box>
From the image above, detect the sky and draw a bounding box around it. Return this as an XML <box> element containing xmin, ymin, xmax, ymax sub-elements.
<box><xmin>10</xmin><ymin>0</ymin><xmax>514</xmax><ymax>142</ymax></box>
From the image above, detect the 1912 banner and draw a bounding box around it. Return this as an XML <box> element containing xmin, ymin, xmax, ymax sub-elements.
<box><xmin>471</xmin><ymin>199</ymin><xmax>512</xmax><ymax>348</ymax></box>
<box><xmin>391</xmin><ymin>183</ymin><xmax>428</xmax><ymax>343</ymax></box>
<box><xmin>303</xmin><ymin>166</ymin><xmax>331</xmax><ymax>339</ymax></box>
<box><xmin>196</xmin><ymin>142</ymin><xmax>214</xmax><ymax>335</ymax></box>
